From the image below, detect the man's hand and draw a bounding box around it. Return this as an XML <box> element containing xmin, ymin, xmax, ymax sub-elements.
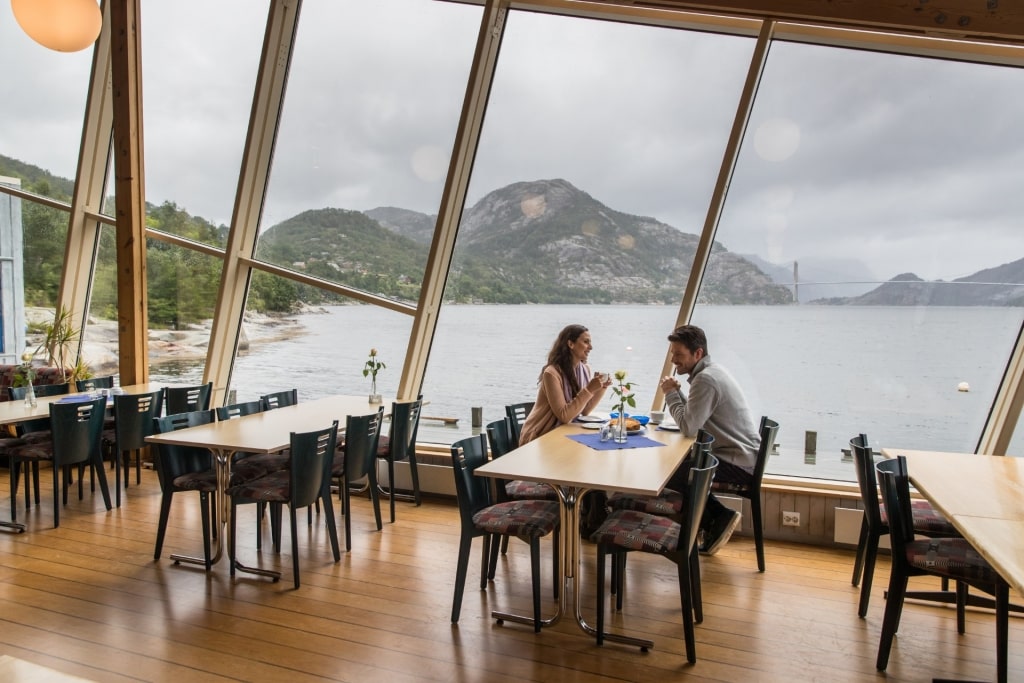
<box><xmin>660</xmin><ymin>375</ymin><xmax>681</xmax><ymax>393</ymax></box>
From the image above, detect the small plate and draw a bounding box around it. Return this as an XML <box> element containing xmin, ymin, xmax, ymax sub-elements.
<box><xmin>658</xmin><ymin>423</ymin><xmax>680</xmax><ymax>432</ymax></box>
<box><xmin>580</xmin><ymin>422</ymin><xmax>603</xmax><ymax>430</ymax></box>
<box><xmin>577</xmin><ymin>415</ymin><xmax>606</xmax><ymax>423</ymax></box>
<box><xmin>627</xmin><ymin>427</ymin><xmax>645</xmax><ymax>436</ymax></box>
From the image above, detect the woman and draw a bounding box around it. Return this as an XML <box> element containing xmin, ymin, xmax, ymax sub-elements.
<box><xmin>518</xmin><ymin>324</ymin><xmax>612</xmax><ymax>445</ymax></box>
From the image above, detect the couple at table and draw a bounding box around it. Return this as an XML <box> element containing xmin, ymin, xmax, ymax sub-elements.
<box><xmin>518</xmin><ymin>322</ymin><xmax>759</xmax><ymax>555</ymax></box>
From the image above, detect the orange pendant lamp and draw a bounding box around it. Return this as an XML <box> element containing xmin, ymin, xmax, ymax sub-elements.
<box><xmin>11</xmin><ymin>0</ymin><xmax>102</xmax><ymax>53</ymax></box>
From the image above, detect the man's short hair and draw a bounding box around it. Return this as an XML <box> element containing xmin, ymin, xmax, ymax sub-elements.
<box><xmin>667</xmin><ymin>325</ymin><xmax>708</xmax><ymax>355</ymax></box>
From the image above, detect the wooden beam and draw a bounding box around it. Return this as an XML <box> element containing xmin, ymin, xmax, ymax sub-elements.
<box><xmin>109</xmin><ymin>0</ymin><xmax>148</xmax><ymax>385</ymax></box>
<box><xmin>615</xmin><ymin>0</ymin><xmax>1024</xmax><ymax>43</ymax></box>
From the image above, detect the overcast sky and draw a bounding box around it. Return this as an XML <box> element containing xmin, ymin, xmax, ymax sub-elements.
<box><xmin>2</xmin><ymin>0</ymin><xmax>1023</xmax><ymax>283</ymax></box>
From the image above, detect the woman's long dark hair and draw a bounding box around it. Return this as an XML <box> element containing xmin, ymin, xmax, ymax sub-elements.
<box><xmin>539</xmin><ymin>324</ymin><xmax>588</xmax><ymax>396</ymax></box>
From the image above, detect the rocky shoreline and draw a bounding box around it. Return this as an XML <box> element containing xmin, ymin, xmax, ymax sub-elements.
<box><xmin>25</xmin><ymin>307</ymin><xmax>311</xmax><ymax>376</ymax></box>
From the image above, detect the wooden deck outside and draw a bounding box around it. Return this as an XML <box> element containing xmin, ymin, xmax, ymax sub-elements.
<box><xmin>0</xmin><ymin>465</ymin><xmax>1020</xmax><ymax>682</ymax></box>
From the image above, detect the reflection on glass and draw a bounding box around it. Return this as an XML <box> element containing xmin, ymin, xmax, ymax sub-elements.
<box><xmin>141</xmin><ymin>0</ymin><xmax>266</xmax><ymax>246</ymax></box>
<box><xmin>257</xmin><ymin>0</ymin><xmax>480</xmax><ymax>303</ymax></box>
<box><xmin>702</xmin><ymin>41</ymin><xmax>1024</xmax><ymax>481</ymax></box>
<box><xmin>82</xmin><ymin>223</ymin><xmax>119</xmax><ymax>380</ymax></box>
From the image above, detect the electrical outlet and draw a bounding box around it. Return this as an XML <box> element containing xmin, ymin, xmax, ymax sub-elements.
<box><xmin>782</xmin><ymin>511</ymin><xmax>801</xmax><ymax>527</ymax></box>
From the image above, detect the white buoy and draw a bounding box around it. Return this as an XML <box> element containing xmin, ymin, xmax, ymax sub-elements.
<box><xmin>957</xmin><ymin>381</ymin><xmax>970</xmax><ymax>392</ymax></box>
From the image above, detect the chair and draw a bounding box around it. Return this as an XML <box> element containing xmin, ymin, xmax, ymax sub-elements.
<box><xmin>260</xmin><ymin>389</ymin><xmax>298</xmax><ymax>411</ymax></box>
<box><xmin>591</xmin><ymin>450</ymin><xmax>719</xmax><ymax>660</ymax></box>
<box><xmin>101</xmin><ymin>389</ymin><xmax>164</xmax><ymax>506</ymax></box>
<box><xmin>164</xmin><ymin>382</ymin><xmax>212</xmax><ymax>415</ymax></box>
<box><xmin>504</xmin><ymin>402</ymin><xmax>533</xmax><ymax>448</ymax></box>
<box><xmin>5</xmin><ymin>396</ymin><xmax>112</xmax><ymax>528</ymax></box>
<box><xmin>227</xmin><ymin>422</ymin><xmax>341</xmax><ymax>588</ymax></box>
<box><xmin>486</xmin><ymin>417</ymin><xmax>556</xmax><ymax>502</ymax></box>
<box><xmin>606</xmin><ymin>430</ymin><xmax>715</xmax><ymax>520</ymax></box>
<box><xmin>330</xmin><ymin>408</ymin><xmax>385</xmax><ymax>551</ymax></box>
<box><xmin>876</xmin><ymin>456</ymin><xmax>1009</xmax><ymax>683</ymax></box>
<box><xmin>76</xmin><ymin>376</ymin><xmax>114</xmax><ymax>392</ymax></box>
<box><xmin>152</xmin><ymin>410</ymin><xmax>218</xmax><ymax>570</ymax></box>
<box><xmin>216</xmin><ymin>400</ymin><xmax>288</xmax><ymax>482</ymax></box>
<box><xmin>3</xmin><ymin>383</ymin><xmax>71</xmax><ymax>515</ymax></box>
<box><xmin>709</xmin><ymin>416</ymin><xmax>779</xmax><ymax>572</ymax></box>
<box><xmin>375</xmin><ymin>399</ymin><xmax>423</xmax><ymax>523</ymax></box>
<box><xmin>449</xmin><ymin>434</ymin><xmax>560</xmax><ymax>633</ymax></box>
<box><xmin>849</xmin><ymin>434</ymin><xmax>960</xmax><ymax>617</ymax></box>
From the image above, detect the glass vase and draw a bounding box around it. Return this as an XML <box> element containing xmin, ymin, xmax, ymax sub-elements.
<box><xmin>368</xmin><ymin>377</ymin><xmax>382</xmax><ymax>404</ymax></box>
<box><xmin>24</xmin><ymin>382</ymin><xmax>37</xmax><ymax>408</ymax></box>
<box><xmin>614</xmin><ymin>412</ymin><xmax>628</xmax><ymax>443</ymax></box>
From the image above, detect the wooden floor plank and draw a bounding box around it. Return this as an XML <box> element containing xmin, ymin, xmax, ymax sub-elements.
<box><xmin>0</xmin><ymin>465</ymin><xmax>1019</xmax><ymax>682</ymax></box>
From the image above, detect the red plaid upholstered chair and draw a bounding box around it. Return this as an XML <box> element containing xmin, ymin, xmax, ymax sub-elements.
<box><xmin>449</xmin><ymin>433</ymin><xmax>560</xmax><ymax>633</ymax></box>
<box><xmin>875</xmin><ymin>456</ymin><xmax>1009</xmax><ymax>683</ymax></box>
<box><xmin>228</xmin><ymin>422</ymin><xmax>341</xmax><ymax>589</ymax></box>
<box><xmin>590</xmin><ymin>450</ymin><xmax>718</xmax><ymax>662</ymax></box>
<box><xmin>850</xmin><ymin>434</ymin><xmax>960</xmax><ymax>617</ymax></box>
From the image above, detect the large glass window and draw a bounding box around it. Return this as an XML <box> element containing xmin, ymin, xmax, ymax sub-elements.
<box><xmin>422</xmin><ymin>10</ymin><xmax>756</xmax><ymax>440</ymax></box>
<box><xmin>0</xmin><ymin>10</ymin><xmax>93</xmax><ymax>202</ymax></box>
<box><xmin>256</xmin><ymin>0</ymin><xmax>480</xmax><ymax>304</ymax></box>
<box><xmin>140</xmin><ymin>0</ymin><xmax>266</xmax><ymax>244</ymax></box>
<box><xmin>700</xmin><ymin>40</ymin><xmax>1024</xmax><ymax>480</ymax></box>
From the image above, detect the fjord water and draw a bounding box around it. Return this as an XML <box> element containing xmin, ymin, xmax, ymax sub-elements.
<box><xmin>152</xmin><ymin>304</ymin><xmax>1022</xmax><ymax>481</ymax></box>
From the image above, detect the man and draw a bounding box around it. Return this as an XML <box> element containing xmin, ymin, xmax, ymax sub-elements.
<box><xmin>660</xmin><ymin>324</ymin><xmax>760</xmax><ymax>555</ymax></box>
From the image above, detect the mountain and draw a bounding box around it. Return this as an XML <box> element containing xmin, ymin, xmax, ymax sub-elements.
<box><xmin>258</xmin><ymin>178</ymin><xmax>793</xmax><ymax>305</ymax></box>
<box><xmin>827</xmin><ymin>259</ymin><xmax>1024</xmax><ymax>306</ymax></box>
<box><xmin>446</xmin><ymin>179</ymin><xmax>792</xmax><ymax>304</ymax></box>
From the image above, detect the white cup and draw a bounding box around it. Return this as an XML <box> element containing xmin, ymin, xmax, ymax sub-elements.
<box><xmin>650</xmin><ymin>410</ymin><xmax>665</xmax><ymax>424</ymax></box>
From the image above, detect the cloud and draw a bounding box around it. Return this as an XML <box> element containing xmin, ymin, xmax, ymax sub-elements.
<box><xmin>2</xmin><ymin>1</ymin><xmax>1021</xmax><ymax>282</ymax></box>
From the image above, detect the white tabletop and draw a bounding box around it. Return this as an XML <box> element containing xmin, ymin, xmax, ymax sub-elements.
<box><xmin>0</xmin><ymin>382</ymin><xmax>167</xmax><ymax>427</ymax></box>
<box><xmin>881</xmin><ymin>448</ymin><xmax>1024</xmax><ymax>597</ymax></box>
<box><xmin>476</xmin><ymin>423</ymin><xmax>694</xmax><ymax>496</ymax></box>
<box><xmin>146</xmin><ymin>394</ymin><xmax>385</xmax><ymax>455</ymax></box>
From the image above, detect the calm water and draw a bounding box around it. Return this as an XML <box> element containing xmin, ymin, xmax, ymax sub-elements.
<box><xmin>151</xmin><ymin>304</ymin><xmax>1023</xmax><ymax>481</ymax></box>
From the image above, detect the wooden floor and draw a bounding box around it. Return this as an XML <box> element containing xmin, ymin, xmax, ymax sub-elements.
<box><xmin>0</xmin><ymin>465</ymin><xmax>1020</xmax><ymax>682</ymax></box>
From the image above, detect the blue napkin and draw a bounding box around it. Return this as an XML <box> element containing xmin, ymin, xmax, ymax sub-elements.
<box><xmin>567</xmin><ymin>432</ymin><xmax>666</xmax><ymax>451</ymax></box>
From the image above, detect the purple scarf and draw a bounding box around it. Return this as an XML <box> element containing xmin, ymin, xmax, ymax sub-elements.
<box><xmin>563</xmin><ymin>363</ymin><xmax>591</xmax><ymax>404</ymax></box>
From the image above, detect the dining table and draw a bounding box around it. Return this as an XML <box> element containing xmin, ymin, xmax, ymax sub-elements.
<box><xmin>0</xmin><ymin>382</ymin><xmax>169</xmax><ymax>533</ymax></box>
<box><xmin>879</xmin><ymin>448</ymin><xmax>1024</xmax><ymax>598</ymax></box>
<box><xmin>145</xmin><ymin>394</ymin><xmax>386</xmax><ymax>579</ymax></box>
<box><xmin>475</xmin><ymin>420</ymin><xmax>695</xmax><ymax>648</ymax></box>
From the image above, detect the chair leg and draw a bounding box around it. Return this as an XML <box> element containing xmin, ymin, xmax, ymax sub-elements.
<box><xmin>408</xmin><ymin>452</ymin><xmax>422</xmax><ymax>507</ymax></box>
<box><xmin>479</xmin><ymin>535</ymin><xmax>491</xmax><ymax>590</ymax></box>
<box><xmin>689</xmin><ymin>546</ymin><xmax>703</xmax><ymax>624</ymax></box>
<box><xmin>852</xmin><ymin>518</ymin><xmax>869</xmax><ymax>586</ymax></box>
<box><xmin>552</xmin><ymin>527</ymin><xmax>560</xmax><ymax>601</ymax></box>
<box><xmin>52</xmin><ymin>465</ymin><xmax>61</xmax><ymax>528</ymax></box>
<box><xmin>451</xmin><ymin>534</ymin><xmax>474</xmax><ymax>624</ymax></box>
<box><xmin>529</xmin><ymin>537</ymin><xmax>542</xmax><ymax>633</ymax></box>
<box><xmin>858</xmin><ymin>530</ymin><xmax>881</xmax><ymax>618</ymax></box>
<box><xmin>750</xmin><ymin>494</ymin><xmax>765</xmax><ymax>572</ymax></box>
<box><xmin>678</xmin><ymin>551</ymin><xmax>697</xmax><ymax>663</ymax></box>
<box><xmin>154</xmin><ymin>491</ymin><xmax>174</xmax><ymax>560</ymax></box>
<box><xmin>200</xmin><ymin>491</ymin><xmax>212</xmax><ymax>571</ymax></box>
<box><xmin>876</xmin><ymin>571</ymin><xmax>909</xmax><ymax>671</ymax></box>
<box><xmin>595</xmin><ymin>545</ymin><xmax>607</xmax><ymax>645</ymax></box>
<box><xmin>32</xmin><ymin>462</ymin><xmax>40</xmax><ymax>507</ymax></box>
<box><xmin>229</xmin><ymin>497</ymin><xmax>237</xmax><ymax>577</ymax></box>
<box><xmin>956</xmin><ymin>580</ymin><xmax>967</xmax><ymax>634</ymax></box>
<box><xmin>290</xmin><ymin>505</ymin><xmax>301</xmax><ymax>589</ymax></box>
<box><xmin>8</xmin><ymin>461</ymin><xmax>18</xmax><ymax>522</ymax></box>
<box><xmin>387</xmin><ymin>457</ymin><xmax>396</xmax><ymax>524</ymax></box>
<box><xmin>92</xmin><ymin>452</ymin><xmax>113</xmax><ymax>511</ymax></box>
<box><xmin>135</xmin><ymin>447</ymin><xmax>142</xmax><ymax>486</ymax></box>
<box><xmin>368</xmin><ymin>470</ymin><xmax>383</xmax><ymax>532</ymax></box>
<box><xmin>321</xmin><ymin>489</ymin><xmax>341</xmax><ymax>562</ymax></box>
<box><xmin>996</xmin><ymin>581</ymin><xmax>1009</xmax><ymax>683</ymax></box>
<box><xmin>487</xmin><ymin>533</ymin><xmax>500</xmax><ymax>581</ymax></box>
<box><xmin>342</xmin><ymin>480</ymin><xmax>352</xmax><ymax>552</ymax></box>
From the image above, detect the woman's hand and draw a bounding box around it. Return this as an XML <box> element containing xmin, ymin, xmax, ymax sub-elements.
<box><xmin>589</xmin><ymin>372</ymin><xmax>611</xmax><ymax>392</ymax></box>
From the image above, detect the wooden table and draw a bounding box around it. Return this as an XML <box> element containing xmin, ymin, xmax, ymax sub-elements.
<box><xmin>475</xmin><ymin>423</ymin><xmax>694</xmax><ymax>648</ymax></box>
<box><xmin>0</xmin><ymin>383</ymin><xmax>168</xmax><ymax>533</ymax></box>
<box><xmin>880</xmin><ymin>448</ymin><xmax>1024</xmax><ymax>598</ymax></box>
<box><xmin>146</xmin><ymin>394</ymin><xmax>385</xmax><ymax>579</ymax></box>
